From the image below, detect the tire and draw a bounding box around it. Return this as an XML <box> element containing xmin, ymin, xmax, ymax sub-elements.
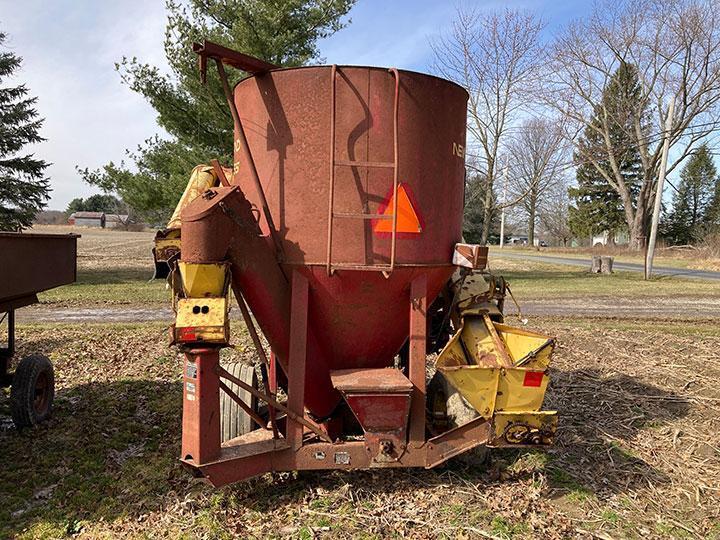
<box><xmin>427</xmin><ymin>371</ymin><xmax>489</xmax><ymax>466</ymax></box>
<box><xmin>10</xmin><ymin>355</ymin><xmax>55</xmax><ymax>429</ymax></box>
<box><xmin>220</xmin><ymin>362</ymin><xmax>259</xmax><ymax>442</ymax></box>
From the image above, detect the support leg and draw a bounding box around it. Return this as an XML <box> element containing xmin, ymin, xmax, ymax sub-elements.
<box><xmin>287</xmin><ymin>270</ymin><xmax>309</xmax><ymax>449</ymax></box>
<box><xmin>269</xmin><ymin>352</ymin><xmax>277</xmax><ymax>393</ymax></box>
<box><xmin>409</xmin><ymin>274</ymin><xmax>427</xmax><ymax>445</ymax></box>
<box><xmin>0</xmin><ymin>310</ymin><xmax>14</xmax><ymax>387</ymax></box>
<box><xmin>181</xmin><ymin>348</ymin><xmax>221</xmax><ymax>464</ymax></box>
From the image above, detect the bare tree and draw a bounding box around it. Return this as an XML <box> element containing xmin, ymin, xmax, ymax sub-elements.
<box><xmin>507</xmin><ymin>117</ymin><xmax>568</xmax><ymax>245</ymax></box>
<box><xmin>539</xmin><ymin>178</ymin><xmax>573</xmax><ymax>247</ymax></box>
<box><xmin>433</xmin><ymin>7</ymin><xmax>544</xmax><ymax>245</ymax></box>
<box><xmin>545</xmin><ymin>0</ymin><xmax>720</xmax><ymax>249</ymax></box>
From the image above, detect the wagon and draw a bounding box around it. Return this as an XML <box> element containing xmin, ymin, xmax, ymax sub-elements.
<box><xmin>0</xmin><ymin>232</ymin><xmax>78</xmax><ymax>428</ymax></box>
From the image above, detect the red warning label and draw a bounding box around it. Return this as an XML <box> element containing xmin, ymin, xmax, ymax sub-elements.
<box><xmin>523</xmin><ymin>371</ymin><xmax>544</xmax><ymax>388</ymax></box>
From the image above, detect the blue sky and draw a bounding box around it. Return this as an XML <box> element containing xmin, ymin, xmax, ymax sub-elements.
<box><xmin>0</xmin><ymin>0</ymin><xmax>595</xmax><ymax>210</ymax></box>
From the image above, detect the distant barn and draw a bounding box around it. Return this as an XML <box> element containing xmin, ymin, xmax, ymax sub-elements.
<box><xmin>105</xmin><ymin>214</ymin><xmax>129</xmax><ymax>229</ymax></box>
<box><xmin>68</xmin><ymin>211</ymin><xmax>106</xmax><ymax>228</ymax></box>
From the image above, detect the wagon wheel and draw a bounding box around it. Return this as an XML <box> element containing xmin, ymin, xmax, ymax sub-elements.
<box><xmin>220</xmin><ymin>362</ymin><xmax>261</xmax><ymax>442</ymax></box>
<box><xmin>10</xmin><ymin>354</ymin><xmax>55</xmax><ymax>429</ymax></box>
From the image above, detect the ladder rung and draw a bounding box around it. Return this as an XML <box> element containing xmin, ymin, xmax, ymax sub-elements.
<box><xmin>329</xmin><ymin>264</ymin><xmax>393</xmax><ymax>272</ymax></box>
<box><xmin>333</xmin><ymin>212</ymin><xmax>393</xmax><ymax>220</ymax></box>
<box><xmin>334</xmin><ymin>160</ymin><xmax>394</xmax><ymax>169</ymax></box>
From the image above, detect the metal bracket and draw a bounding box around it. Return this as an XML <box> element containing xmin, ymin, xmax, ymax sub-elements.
<box><xmin>193</xmin><ymin>39</ymin><xmax>278</xmax><ymax>83</ymax></box>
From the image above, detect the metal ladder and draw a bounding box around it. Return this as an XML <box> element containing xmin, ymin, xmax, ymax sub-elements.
<box><xmin>325</xmin><ymin>65</ymin><xmax>400</xmax><ymax>277</ymax></box>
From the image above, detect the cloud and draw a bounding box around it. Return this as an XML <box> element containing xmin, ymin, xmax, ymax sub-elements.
<box><xmin>0</xmin><ymin>0</ymin><xmax>592</xmax><ymax>210</ymax></box>
<box><xmin>1</xmin><ymin>0</ymin><xmax>169</xmax><ymax>210</ymax></box>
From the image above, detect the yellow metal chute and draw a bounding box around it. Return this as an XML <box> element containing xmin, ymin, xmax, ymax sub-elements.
<box><xmin>153</xmin><ymin>165</ymin><xmax>221</xmax><ymax>279</ymax></box>
<box><xmin>167</xmin><ymin>165</ymin><xmax>219</xmax><ymax>230</ymax></box>
<box><xmin>435</xmin><ymin>314</ymin><xmax>557</xmax><ymax>446</ymax></box>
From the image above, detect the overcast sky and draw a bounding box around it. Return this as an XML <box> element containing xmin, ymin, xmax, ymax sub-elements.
<box><xmin>0</xmin><ymin>0</ymin><xmax>590</xmax><ymax>210</ymax></box>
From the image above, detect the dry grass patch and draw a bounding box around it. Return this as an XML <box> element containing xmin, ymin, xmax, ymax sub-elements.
<box><xmin>0</xmin><ymin>318</ymin><xmax>718</xmax><ymax>538</ymax></box>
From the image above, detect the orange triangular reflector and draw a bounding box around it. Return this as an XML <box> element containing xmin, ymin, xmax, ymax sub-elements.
<box><xmin>374</xmin><ymin>183</ymin><xmax>422</xmax><ymax>234</ymax></box>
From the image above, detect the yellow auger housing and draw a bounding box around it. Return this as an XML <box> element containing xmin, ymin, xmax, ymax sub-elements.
<box><xmin>435</xmin><ymin>313</ymin><xmax>557</xmax><ymax>447</ymax></box>
<box><xmin>152</xmin><ymin>165</ymin><xmax>221</xmax><ymax>279</ymax></box>
<box><xmin>172</xmin><ymin>262</ymin><xmax>231</xmax><ymax>346</ymax></box>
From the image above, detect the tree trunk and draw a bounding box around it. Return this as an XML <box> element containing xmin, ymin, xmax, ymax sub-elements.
<box><xmin>629</xmin><ymin>205</ymin><xmax>648</xmax><ymax>250</ymax></box>
<box><xmin>600</xmin><ymin>256</ymin><xmax>614</xmax><ymax>274</ymax></box>
<box><xmin>628</xmin><ymin>174</ymin><xmax>655</xmax><ymax>251</ymax></box>
<box><xmin>527</xmin><ymin>197</ymin><xmax>536</xmax><ymax>247</ymax></box>
<box><xmin>480</xmin><ymin>180</ymin><xmax>494</xmax><ymax>245</ymax></box>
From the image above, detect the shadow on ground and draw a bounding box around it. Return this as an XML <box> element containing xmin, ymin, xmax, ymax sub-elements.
<box><xmin>0</xmin><ymin>379</ymin><xmax>185</xmax><ymax>538</ymax></box>
<box><xmin>233</xmin><ymin>366</ymin><xmax>688</xmax><ymax>508</ymax></box>
<box><xmin>0</xmin><ymin>363</ymin><xmax>690</xmax><ymax>537</ymax></box>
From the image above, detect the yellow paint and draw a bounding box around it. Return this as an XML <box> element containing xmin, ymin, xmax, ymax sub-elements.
<box><xmin>154</xmin><ymin>236</ymin><xmax>181</xmax><ymax>256</ymax></box>
<box><xmin>495</xmin><ymin>323</ymin><xmax>554</xmax><ymax>368</ymax></box>
<box><xmin>437</xmin><ymin>366</ymin><xmax>499</xmax><ymax>417</ymax></box>
<box><xmin>462</xmin><ymin>316</ymin><xmax>502</xmax><ymax>366</ymax></box>
<box><xmin>179</xmin><ymin>262</ymin><xmax>229</xmax><ymax>297</ymax></box>
<box><xmin>452</xmin><ymin>142</ymin><xmax>464</xmax><ymax>158</ymax></box>
<box><xmin>437</xmin><ymin>315</ymin><xmax>553</xmax><ymax>369</ymax></box>
<box><xmin>167</xmin><ymin>165</ymin><xmax>219</xmax><ymax>230</ymax></box>
<box><xmin>435</xmin><ymin>315</ymin><xmax>555</xmax><ymax>421</ymax></box>
<box><xmin>175</xmin><ymin>297</ymin><xmax>229</xmax><ymax>344</ymax></box>
<box><xmin>495</xmin><ymin>368</ymin><xmax>549</xmax><ymax>412</ymax></box>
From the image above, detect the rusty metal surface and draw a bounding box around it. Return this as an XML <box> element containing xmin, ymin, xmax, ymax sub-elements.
<box><xmin>193</xmin><ymin>39</ymin><xmax>278</xmax><ymax>76</ymax></box>
<box><xmin>453</xmin><ymin>244</ymin><xmax>489</xmax><ymax>270</ymax></box>
<box><xmin>0</xmin><ymin>232</ymin><xmax>78</xmax><ymax>311</ymax></box>
<box><xmin>409</xmin><ymin>274</ymin><xmax>427</xmax><ymax>444</ymax></box>
<box><xmin>330</xmin><ymin>368</ymin><xmax>412</xmax><ymax>393</ymax></box>
<box><xmin>287</xmin><ymin>270</ymin><xmax>309</xmax><ymax>448</ymax></box>
<box><xmin>180</xmin><ymin>186</ymin><xmax>339</xmax><ymax>418</ymax></box>
<box><xmin>217</xmin><ymin>363</ymin><xmax>332</xmax><ymax>443</ymax></box>
<box><xmin>344</xmin><ymin>393</ymin><xmax>411</xmax><ymax>462</ymax></box>
<box><xmin>176</xmin><ymin>50</ymin><xmax>500</xmax><ymax>482</ymax></box>
<box><xmin>425</xmin><ymin>416</ymin><xmax>491</xmax><ymax>468</ymax></box>
<box><xmin>232</xmin><ymin>65</ymin><xmax>467</xmax><ymax>266</ymax></box>
<box><xmin>223</xmin><ymin>64</ymin><xmax>466</xmax><ymax>381</ymax></box>
<box><xmin>185</xmin><ymin>435</ymin><xmax>428</xmax><ymax>486</ymax></box>
<box><xmin>181</xmin><ymin>348</ymin><xmax>221</xmax><ymax>464</ymax></box>
<box><xmin>343</xmin><ymin>393</ymin><xmax>411</xmax><ymax>431</ymax></box>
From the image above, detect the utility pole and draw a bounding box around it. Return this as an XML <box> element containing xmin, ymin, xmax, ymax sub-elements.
<box><xmin>499</xmin><ymin>158</ymin><xmax>509</xmax><ymax>248</ymax></box>
<box><xmin>645</xmin><ymin>96</ymin><xmax>675</xmax><ymax>280</ymax></box>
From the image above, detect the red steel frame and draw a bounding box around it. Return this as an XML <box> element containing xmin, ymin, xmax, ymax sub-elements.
<box><xmin>180</xmin><ymin>270</ymin><xmax>493</xmax><ymax>487</ymax></box>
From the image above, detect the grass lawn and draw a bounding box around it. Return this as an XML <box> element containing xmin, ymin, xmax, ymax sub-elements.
<box><xmin>489</xmin><ymin>256</ymin><xmax>720</xmax><ymax>300</ymax></box>
<box><xmin>38</xmin><ymin>268</ymin><xmax>167</xmax><ymax>306</ymax></box>
<box><xmin>496</xmin><ymin>245</ymin><xmax>720</xmax><ymax>271</ymax></box>
<box><xmin>30</xmin><ymin>224</ymin><xmax>720</xmax><ymax>308</ymax></box>
<box><xmin>1</xmin><ymin>319</ymin><xmax>719</xmax><ymax>539</ymax></box>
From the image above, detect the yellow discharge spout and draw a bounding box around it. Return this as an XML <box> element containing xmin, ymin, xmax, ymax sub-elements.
<box><xmin>166</xmin><ymin>165</ymin><xmax>219</xmax><ymax>230</ymax></box>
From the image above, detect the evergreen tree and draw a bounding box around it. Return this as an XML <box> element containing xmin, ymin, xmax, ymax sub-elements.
<box><xmin>65</xmin><ymin>194</ymin><xmax>124</xmax><ymax>216</ymax></box>
<box><xmin>0</xmin><ymin>32</ymin><xmax>50</xmax><ymax>231</ymax></box>
<box><xmin>568</xmin><ymin>62</ymin><xmax>645</xmax><ymax>243</ymax></box>
<box><xmin>705</xmin><ymin>156</ymin><xmax>720</xmax><ymax>231</ymax></box>
<box><xmin>464</xmin><ymin>173</ymin><xmax>500</xmax><ymax>243</ymax></box>
<box><xmin>79</xmin><ymin>0</ymin><xmax>355</xmax><ymax>222</ymax></box>
<box><xmin>662</xmin><ymin>144</ymin><xmax>717</xmax><ymax>244</ymax></box>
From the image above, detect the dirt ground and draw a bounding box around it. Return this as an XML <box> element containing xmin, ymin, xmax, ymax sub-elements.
<box><xmin>29</xmin><ymin>224</ymin><xmax>157</xmax><ymax>272</ymax></box>
<box><xmin>1</xmin><ymin>320</ymin><xmax>718</xmax><ymax>539</ymax></box>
